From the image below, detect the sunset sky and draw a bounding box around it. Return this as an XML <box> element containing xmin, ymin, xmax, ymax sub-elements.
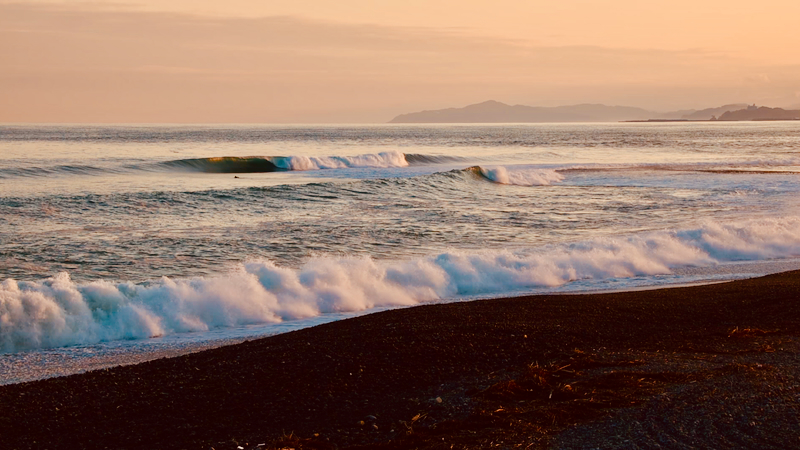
<box><xmin>3</xmin><ymin>0</ymin><xmax>800</xmax><ymax>122</ymax></box>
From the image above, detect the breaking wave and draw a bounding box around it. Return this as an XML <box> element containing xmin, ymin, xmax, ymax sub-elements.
<box><xmin>3</xmin><ymin>216</ymin><xmax>800</xmax><ymax>353</ymax></box>
<box><xmin>465</xmin><ymin>166</ymin><xmax>564</xmax><ymax>186</ymax></box>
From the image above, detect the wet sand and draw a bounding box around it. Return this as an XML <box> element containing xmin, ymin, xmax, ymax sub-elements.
<box><xmin>1</xmin><ymin>271</ymin><xmax>799</xmax><ymax>449</ymax></box>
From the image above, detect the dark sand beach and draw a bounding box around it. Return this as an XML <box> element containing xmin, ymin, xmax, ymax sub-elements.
<box><xmin>1</xmin><ymin>271</ymin><xmax>799</xmax><ymax>449</ymax></box>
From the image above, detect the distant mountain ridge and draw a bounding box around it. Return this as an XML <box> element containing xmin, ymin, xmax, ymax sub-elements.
<box><xmin>389</xmin><ymin>100</ymin><xmax>656</xmax><ymax>123</ymax></box>
<box><xmin>389</xmin><ymin>100</ymin><xmax>760</xmax><ymax>123</ymax></box>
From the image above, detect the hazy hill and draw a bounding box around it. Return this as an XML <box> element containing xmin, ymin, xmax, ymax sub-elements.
<box><xmin>680</xmin><ymin>104</ymin><xmax>747</xmax><ymax>120</ymax></box>
<box><xmin>389</xmin><ymin>100</ymin><xmax>656</xmax><ymax>123</ymax></box>
<box><xmin>718</xmin><ymin>106</ymin><xmax>800</xmax><ymax>121</ymax></box>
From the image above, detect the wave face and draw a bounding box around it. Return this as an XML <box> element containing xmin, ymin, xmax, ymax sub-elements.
<box><xmin>3</xmin><ymin>216</ymin><xmax>800</xmax><ymax>353</ymax></box>
<box><xmin>160</xmin><ymin>157</ymin><xmax>280</xmax><ymax>173</ymax></box>
<box><xmin>270</xmin><ymin>151</ymin><xmax>409</xmax><ymax>171</ymax></box>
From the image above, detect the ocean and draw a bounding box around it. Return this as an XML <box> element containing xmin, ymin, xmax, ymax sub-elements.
<box><xmin>2</xmin><ymin>122</ymin><xmax>800</xmax><ymax>383</ymax></box>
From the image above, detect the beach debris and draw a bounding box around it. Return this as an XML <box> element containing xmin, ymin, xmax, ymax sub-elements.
<box><xmin>399</xmin><ymin>412</ymin><xmax>427</xmax><ymax>434</ymax></box>
<box><xmin>728</xmin><ymin>327</ymin><xmax>778</xmax><ymax>338</ymax></box>
<box><xmin>361</xmin><ymin>415</ymin><xmax>379</xmax><ymax>430</ymax></box>
<box><xmin>435</xmin><ymin>396</ymin><xmax>443</xmax><ymax>403</ymax></box>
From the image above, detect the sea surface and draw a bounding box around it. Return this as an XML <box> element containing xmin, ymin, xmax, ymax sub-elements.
<box><xmin>2</xmin><ymin>122</ymin><xmax>800</xmax><ymax>384</ymax></box>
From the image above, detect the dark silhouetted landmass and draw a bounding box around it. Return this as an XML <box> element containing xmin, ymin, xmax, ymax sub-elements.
<box><xmin>718</xmin><ymin>106</ymin><xmax>800</xmax><ymax>121</ymax></box>
<box><xmin>390</xmin><ymin>100</ymin><xmax>656</xmax><ymax>123</ymax></box>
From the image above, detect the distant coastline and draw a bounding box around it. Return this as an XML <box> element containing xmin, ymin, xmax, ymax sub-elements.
<box><xmin>390</xmin><ymin>101</ymin><xmax>799</xmax><ymax>123</ymax></box>
<box><xmin>716</xmin><ymin>106</ymin><xmax>800</xmax><ymax>121</ymax></box>
<box><xmin>625</xmin><ymin>106</ymin><xmax>800</xmax><ymax>122</ymax></box>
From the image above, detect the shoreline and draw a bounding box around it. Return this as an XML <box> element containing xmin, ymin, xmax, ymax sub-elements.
<box><xmin>5</xmin><ymin>262</ymin><xmax>796</xmax><ymax>387</ymax></box>
<box><xmin>1</xmin><ymin>270</ymin><xmax>799</xmax><ymax>449</ymax></box>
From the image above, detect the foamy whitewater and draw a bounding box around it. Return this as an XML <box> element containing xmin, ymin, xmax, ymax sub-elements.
<box><xmin>2</xmin><ymin>123</ymin><xmax>800</xmax><ymax>383</ymax></box>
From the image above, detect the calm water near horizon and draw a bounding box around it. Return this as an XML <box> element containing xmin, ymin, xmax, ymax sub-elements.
<box><xmin>2</xmin><ymin>122</ymin><xmax>800</xmax><ymax>383</ymax></box>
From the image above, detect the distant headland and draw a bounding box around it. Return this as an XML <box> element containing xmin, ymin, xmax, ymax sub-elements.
<box><xmin>389</xmin><ymin>101</ymin><xmax>799</xmax><ymax>123</ymax></box>
<box><xmin>717</xmin><ymin>105</ymin><xmax>800</xmax><ymax>121</ymax></box>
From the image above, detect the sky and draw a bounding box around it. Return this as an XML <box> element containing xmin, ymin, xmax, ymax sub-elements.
<box><xmin>2</xmin><ymin>0</ymin><xmax>800</xmax><ymax>123</ymax></box>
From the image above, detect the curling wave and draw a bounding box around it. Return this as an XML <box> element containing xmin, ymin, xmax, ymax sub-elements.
<box><xmin>3</xmin><ymin>216</ymin><xmax>800</xmax><ymax>353</ymax></box>
<box><xmin>465</xmin><ymin>165</ymin><xmax>565</xmax><ymax>186</ymax></box>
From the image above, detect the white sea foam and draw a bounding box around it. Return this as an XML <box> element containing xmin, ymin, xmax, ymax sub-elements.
<box><xmin>480</xmin><ymin>166</ymin><xmax>564</xmax><ymax>186</ymax></box>
<box><xmin>272</xmin><ymin>151</ymin><xmax>409</xmax><ymax>171</ymax></box>
<box><xmin>3</xmin><ymin>216</ymin><xmax>800</xmax><ymax>353</ymax></box>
